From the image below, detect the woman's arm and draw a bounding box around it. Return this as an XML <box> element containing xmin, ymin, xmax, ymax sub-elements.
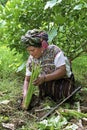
<box><xmin>45</xmin><ymin>65</ymin><xmax>66</xmax><ymax>81</ymax></box>
<box><xmin>33</xmin><ymin>65</ymin><xmax>66</xmax><ymax>86</ymax></box>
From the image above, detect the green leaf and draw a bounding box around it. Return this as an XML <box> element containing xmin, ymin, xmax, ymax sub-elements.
<box><xmin>0</xmin><ymin>20</ymin><xmax>6</xmax><ymax>28</ymax></box>
<box><xmin>65</xmin><ymin>124</ymin><xmax>78</xmax><ymax>130</ymax></box>
<box><xmin>74</xmin><ymin>2</ymin><xmax>87</xmax><ymax>10</ymax></box>
<box><xmin>44</xmin><ymin>0</ymin><xmax>62</xmax><ymax>10</ymax></box>
<box><xmin>55</xmin><ymin>15</ymin><xmax>66</xmax><ymax>24</ymax></box>
<box><xmin>17</xmin><ymin>62</ymin><xmax>26</xmax><ymax>72</ymax></box>
<box><xmin>73</xmin><ymin>4</ymin><xmax>83</xmax><ymax>10</ymax></box>
<box><xmin>44</xmin><ymin>0</ymin><xmax>57</xmax><ymax>9</ymax></box>
<box><xmin>38</xmin><ymin>115</ymin><xmax>67</xmax><ymax>129</ymax></box>
<box><xmin>48</xmin><ymin>27</ymin><xmax>57</xmax><ymax>42</ymax></box>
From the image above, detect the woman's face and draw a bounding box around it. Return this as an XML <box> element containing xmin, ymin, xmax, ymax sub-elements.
<box><xmin>27</xmin><ymin>46</ymin><xmax>43</xmax><ymax>59</ymax></box>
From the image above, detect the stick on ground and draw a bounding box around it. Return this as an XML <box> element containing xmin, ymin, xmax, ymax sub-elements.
<box><xmin>38</xmin><ymin>86</ymin><xmax>81</xmax><ymax>121</ymax></box>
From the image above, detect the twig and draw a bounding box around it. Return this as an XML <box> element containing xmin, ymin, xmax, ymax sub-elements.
<box><xmin>35</xmin><ymin>107</ymin><xmax>52</xmax><ymax>112</ymax></box>
<box><xmin>80</xmin><ymin>106</ymin><xmax>87</xmax><ymax>113</ymax></box>
<box><xmin>77</xmin><ymin>102</ymin><xmax>84</xmax><ymax>129</ymax></box>
<box><xmin>25</xmin><ymin>111</ymin><xmax>38</xmax><ymax>120</ymax></box>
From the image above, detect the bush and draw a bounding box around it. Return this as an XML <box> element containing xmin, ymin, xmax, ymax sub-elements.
<box><xmin>0</xmin><ymin>45</ymin><xmax>24</xmax><ymax>79</ymax></box>
<box><xmin>72</xmin><ymin>53</ymin><xmax>87</xmax><ymax>86</ymax></box>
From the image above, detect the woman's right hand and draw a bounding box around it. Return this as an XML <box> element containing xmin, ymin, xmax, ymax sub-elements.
<box><xmin>33</xmin><ymin>74</ymin><xmax>46</xmax><ymax>86</ymax></box>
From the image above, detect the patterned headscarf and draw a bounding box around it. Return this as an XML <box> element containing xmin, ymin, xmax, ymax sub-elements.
<box><xmin>21</xmin><ymin>29</ymin><xmax>48</xmax><ymax>48</ymax></box>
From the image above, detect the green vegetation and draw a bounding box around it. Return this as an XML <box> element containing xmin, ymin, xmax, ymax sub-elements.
<box><xmin>0</xmin><ymin>46</ymin><xmax>24</xmax><ymax>79</ymax></box>
<box><xmin>0</xmin><ymin>78</ymin><xmax>22</xmax><ymax>101</ymax></box>
<box><xmin>59</xmin><ymin>108</ymin><xmax>87</xmax><ymax>119</ymax></box>
<box><xmin>72</xmin><ymin>54</ymin><xmax>87</xmax><ymax>86</ymax></box>
<box><xmin>23</xmin><ymin>63</ymin><xmax>41</xmax><ymax>110</ymax></box>
<box><xmin>0</xmin><ymin>0</ymin><xmax>7</xmax><ymax>5</ymax></box>
<box><xmin>0</xmin><ymin>52</ymin><xmax>86</xmax><ymax>129</ymax></box>
<box><xmin>0</xmin><ymin>0</ymin><xmax>87</xmax><ymax>129</ymax></box>
<box><xmin>0</xmin><ymin>0</ymin><xmax>87</xmax><ymax>58</ymax></box>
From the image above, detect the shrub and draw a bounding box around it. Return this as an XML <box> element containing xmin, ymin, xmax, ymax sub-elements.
<box><xmin>0</xmin><ymin>45</ymin><xmax>23</xmax><ymax>79</ymax></box>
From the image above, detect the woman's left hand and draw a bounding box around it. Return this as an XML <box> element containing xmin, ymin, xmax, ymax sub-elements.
<box><xmin>33</xmin><ymin>75</ymin><xmax>45</xmax><ymax>86</ymax></box>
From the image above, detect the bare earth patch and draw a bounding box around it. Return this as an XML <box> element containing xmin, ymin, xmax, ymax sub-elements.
<box><xmin>0</xmin><ymin>88</ymin><xmax>87</xmax><ymax>130</ymax></box>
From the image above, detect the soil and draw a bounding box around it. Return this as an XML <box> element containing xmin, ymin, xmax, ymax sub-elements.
<box><xmin>0</xmin><ymin>87</ymin><xmax>87</xmax><ymax>130</ymax></box>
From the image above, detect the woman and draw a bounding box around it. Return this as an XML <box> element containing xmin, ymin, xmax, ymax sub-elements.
<box><xmin>21</xmin><ymin>29</ymin><xmax>75</xmax><ymax>106</ymax></box>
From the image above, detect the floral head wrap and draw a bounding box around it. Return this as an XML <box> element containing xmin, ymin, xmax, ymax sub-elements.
<box><xmin>21</xmin><ymin>29</ymin><xmax>48</xmax><ymax>48</ymax></box>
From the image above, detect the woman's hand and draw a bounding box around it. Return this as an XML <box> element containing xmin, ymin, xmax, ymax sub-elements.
<box><xmin>33</xmin><ymin>75</ymin><xmax>45</xmax><ymax>86</ymax></box>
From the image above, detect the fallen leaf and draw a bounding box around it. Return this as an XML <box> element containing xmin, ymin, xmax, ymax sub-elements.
<box><xmin>0</xmin><ymin>100</ymin><xmax>10</xmax><ymax>105</ymax></box>
<box><xmin>2</xmin><ymin>123</ymin><xmax>15</xmax><ymax>130</ymax></box>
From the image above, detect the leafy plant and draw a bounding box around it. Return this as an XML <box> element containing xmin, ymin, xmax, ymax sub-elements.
<box><xmin>0</xmin><ymin>46</ymin><xmax>23</xmax><ymax>79</ymax></box>
<box><xmin>0</xmin><ymin>0</ymin><xmax>7</xmax><ymax>6</ymax></box>
<box><xmin>38</xmin><ymin>115</ymin><xmax>67</xmax><ymax>130</ymax></box>
<box><xmin>23</xmin><ymin>63</ymin><xmax>41</xmax><ymax>110</ymax></box>
<box><xmin>72</xmin><ymin>54</ymin><xmax>87</xmax><ymax>85</ymax></box>
<box><xmin>0</xmin><ymin>0</ymin><xmax>87</xmax><ymax>59</ymax></box>
<box><xmin>59</xmin><ymin>108</ymin><xmax>87</xmax><ymax>119</ymax></box>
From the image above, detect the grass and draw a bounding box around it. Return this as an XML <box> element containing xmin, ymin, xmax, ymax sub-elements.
<box><xmin>0</xmin><ymin>76</ymin><xmax>23</xmax><ymax>101</ymax></box>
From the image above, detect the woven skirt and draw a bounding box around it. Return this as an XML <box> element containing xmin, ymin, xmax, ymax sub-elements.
<box><xmin>39</xmin><ymin>74</ymin><xmax>75</xmax><ymax>102</ymax></box>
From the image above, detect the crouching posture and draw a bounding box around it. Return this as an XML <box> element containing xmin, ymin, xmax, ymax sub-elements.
<box><xmin>21</xmin><ymin>29</ymin><xmax>75</xmax><ymax>108</ymax></box>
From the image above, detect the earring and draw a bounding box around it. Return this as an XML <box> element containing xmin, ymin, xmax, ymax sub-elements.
<box><xmin>41</xmin><ymin>50</ymin><xmax>43</xmax><ymax>54</ymax></box>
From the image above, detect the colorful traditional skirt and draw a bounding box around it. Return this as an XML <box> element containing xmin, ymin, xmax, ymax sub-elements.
<box><xmin>39</xmin><ymin>74</ymin><xmax>75</xmax><ymax>102</ymax></box>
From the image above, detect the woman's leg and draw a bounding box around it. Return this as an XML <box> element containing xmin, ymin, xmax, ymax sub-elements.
<box><xmin>39</xmin><ymin>74</ymin><xmax>75</xmax><ymax>102</ymax></box>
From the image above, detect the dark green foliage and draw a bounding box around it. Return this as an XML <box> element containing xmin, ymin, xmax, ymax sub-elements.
<box><xmin>0</xmin><ymin>0</ymin><xmax>87</xmax><ymax>59</ymax></box>
<box><xmin>0</xmin><ymin>0</ymin><xmax>8</xmax><ymax>6</ymax></box>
